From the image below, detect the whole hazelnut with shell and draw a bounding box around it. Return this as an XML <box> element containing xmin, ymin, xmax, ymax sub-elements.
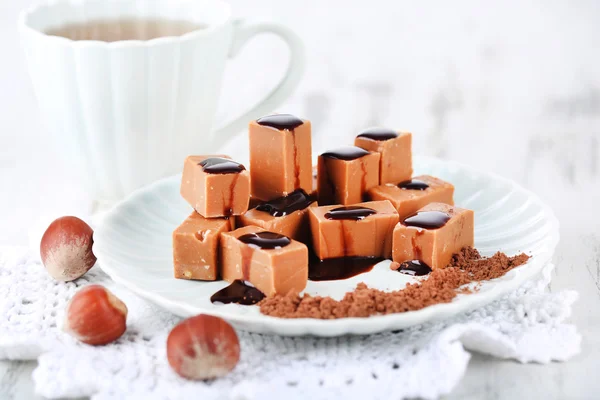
<box><xmin>40</xmin><ymin>216</ymin><xmax>96</xmax><ymax>281</ymax></box>
<box><xmin>64</xmin><ymin>285</ymin><xmax>128</xmax><ymax>345</ymax></box>
<box><xmin>167</xmin><ymin>314</ymin><xmax>240</xmax><ymax>380</ymax></box>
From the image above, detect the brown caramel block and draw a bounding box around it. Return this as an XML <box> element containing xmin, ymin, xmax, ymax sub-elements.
<box><xmin>392</xmin><ymin>202</ymin><xmax>474</xmax><ymax>269</ymax></box>
<box><xmin>355</xmin><ymin>131</ymin><xmax>412</xmax><ymax>184</ymax></box>
<box><xmin>317</xmin><ymin>148</ymin><xmax>380</xmax><ymax>205</ymax></box>
<box><xmin>221</xmin><ymin>226</ymin><xmax>308</xmax><ymax>296</ymax></box>
<box><xmin>309</xmin><ymin>200</ymin><xmax>399</xmax><ymax>259</ymax></box>
<box><xmin>173</xmin><ymin>212</ymin><xmax>234</xmax><ymax>281</ymax></box>
<box><xmin>248</xmin><ymin>117</ymin><xmax>312</xmax><ymax>200</ymax></box>
<box><xmin>238</xmin><ymin>198</ymin><xmax>316</xmax><ymax>244</ymax></box>
<box><xmin>180</xmin><ymin>155</ymin><xmax>250</xmax><ymax>218</ymax></box>
<box><xmin>368</xmin><ymin>175</ymin><xmax>454</xmax><ymax>220</ymax></box>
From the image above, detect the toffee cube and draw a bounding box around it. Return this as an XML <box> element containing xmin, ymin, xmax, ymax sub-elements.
<box><xmin>180</xmin><ymin>155</ymin><xmax>250</xmax><ymax>217</ymax></box>
<box><xmin>237</xmin><ymin>189</ymin><xmax>316</xmax><ymax>244</ymax></box>
<box><xmin>172</xmin><ymin>212</ymin><xmax>234</xmax><ymax>281</ymax></box>
<box><xmin>220</xmin><ymin>226</ymin><xmax>308</xmax><ymax>296</ymax></box>
<box><xmin>368</xmin><ymin>175</ymin><xmax>454</xmax><ymax>220</ymax></box>
<box><xmin>308</xmin><ymin>200</ymin><xmax>399</xmax><ymax>259</ymax></box>
<box><xmin>249</xmin><ymin>114</ymin><xmax>312</xmax><ymax>201</ymax></box>
<box><xmin>317</xmin><ymin>146</ymin><xmax>380</xmax><ymax>205</ymax></box>
<box><xmin>392</xmin><ymin>202</ymin><xmax>474</xmax><ymax>269</ymax></box>
<box><xmin>354</xmin><ymin>128</ymin><xmax>412</xmax><ymax>184</ymax></box>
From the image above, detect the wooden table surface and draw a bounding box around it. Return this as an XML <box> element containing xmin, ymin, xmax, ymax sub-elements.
<box><xmin>1</xmin><ymin>0</ymin><xmax>599</xmax><ymax>398</ymax></box>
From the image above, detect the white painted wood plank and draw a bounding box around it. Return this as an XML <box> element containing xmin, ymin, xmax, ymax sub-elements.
<box><xmin>0</xmin><ymin>361</ymin><xmax>40</xmax><ymax>400</ymax></box>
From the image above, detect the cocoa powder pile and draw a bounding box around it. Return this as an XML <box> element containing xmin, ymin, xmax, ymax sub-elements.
<box><xmin>259</xmin><ymin>247</ymin><xmax>530</xmax><ymax>319</ymax></box>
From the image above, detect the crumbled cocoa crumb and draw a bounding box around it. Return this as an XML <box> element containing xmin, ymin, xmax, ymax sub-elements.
<box><xmin>259</xmin><ymin>247</ymin><xmax>530</xmax><ymax>319</ymax></box>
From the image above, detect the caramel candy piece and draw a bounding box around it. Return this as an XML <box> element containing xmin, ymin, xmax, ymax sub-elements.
<box><xmin>238</xmin><ymin>189</ymin><xmax>316</xmax><ymax>244</ymax></box>
<box><xmin>180</xmin><ymin>155</ymin><xmax>250</xmax><ymax>217</ymax></box>
<box><xmin>368</xmin><ymin>175</ymin><xmax>454</xmax><ymax>220</ymax></box>
<box><xmin>172</xmin><ymin>212</ymin><xmax>234</xmax><ymax>280</ymax></box>
<box><xmin>221</xmin><ymin>226</ymin><xmax>308</xmax><ymax>296</ymax></box>
<box><xmin>317</xmin><ymin>146</ymin><xmax>380</xmax><ymax>205</ymax></box>
<box><xmin>355</xmin><ymin>128</ymin><xmax>412</xmax><ymax>184</ymax></box>
<box><xmin>392</xmin><ymin>202</ymin><xmax>474</xmax><ymax>269</ymax></box>
<box><xmin>249</xmin><ymin>114</ymin><xmax>312</xmax><ymax>200</ymax></box>
<box><xmin>309</xmin><ymin>200</ymin><xmax>399</xmax><ymax>259</ymax></box>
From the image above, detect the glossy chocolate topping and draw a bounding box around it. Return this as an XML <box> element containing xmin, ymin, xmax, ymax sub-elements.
<box><xmin>256</xmin><ymin>114</ymin><xmax>304</xmax><ymax>130</ymax></box>
<box><xmin>210</xmin><ymin>280</ymin><xmax>265</xmax><ymax>305</ymax></box>
<box><xmin>255</xmin><ymin>189</ymin><xmax>313</xmax><ymax>217</ymax></box>
<box><xmin>199</xmin><ymin>157</ymin><xmax>245</xmax><ymax>174</ymax></box>
<box><xmin>238</xmin><ymin>231</ymin><xmax>291</xmax><ymax>249</ymax></box>
<box><xmin>398</xmin><ymin>179</ymin><xmax>429</xmax><ymax>190</ymax></box>
<box><xmin>321</xmin><ymin>146</ymin><xmax>370</xmax><ymax>161</ymax></box>
<box><xmin>396</xmin><ymin>260</ymin><xmax>432</xmax><ymax>276</ymax></box>
<box><xmin>309</xmin><ymin>256</ymin><xmax>384</xmax><ymax>281</ymax></box>
<box><xmin>356</xmin><ymin>127</ymin><xmax>398</xmax><ymax>141</ymax></box>
<box><xmin>324</xmin><ymin>206</ymin><xmax>376</xmax><ymax>221</ymax></box>
<box><xmin>403</xmin><ymin>211</ymin><xmax>451</xmax><ymax>229</ymax></box>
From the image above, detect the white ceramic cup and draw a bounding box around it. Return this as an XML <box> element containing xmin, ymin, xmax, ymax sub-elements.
<box><xmin>19</xmin><ymin>0</ymin><xmax>305</xmax><ymax>204</ymax></box>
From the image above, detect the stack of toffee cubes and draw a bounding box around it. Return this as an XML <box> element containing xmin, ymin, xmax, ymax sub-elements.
<box><xmin>173</xmin><ymin>114</ymin><xmax>474</xmax><ymax>301</ymax></box>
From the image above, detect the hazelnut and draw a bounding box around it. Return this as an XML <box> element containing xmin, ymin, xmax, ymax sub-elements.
<box><xmin>167</xmin><ymin>314</ymin><xmax>240</xmax><ymax>380</ymax></box>
<box><xmin>64</xmin><ymin>285</ymin><xmax>128</xmax><ymax>345</ymax></box>
<box><xmin>40</xmin><ymin>216</ymin><xmax>96</xmax><ymax>281</ymax></box>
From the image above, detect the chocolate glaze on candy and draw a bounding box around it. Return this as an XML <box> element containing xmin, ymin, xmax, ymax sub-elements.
<box><xmin>224</xmin><ymin>174</ymin><xmax>238</xmax><ymax>216</ymax></box>
<box><xmin>325</xmin><ymin>206</ymin><xmax>376</xmax><ymax>221</ymax></box>
<box><xmin>398</xmin><ymin>179</ymin><xmax>429</xmax><ymax>191</ymax></box>
<box><xmin>210</xmin><ymin>280</ymin><xmax>265</xmax><ymax>305</ymax></box>
<box><xmin>403</xmin><ymin>210</ymin><xmax>451</xmax><ymax>230</ymax></box>
<box><xmin>256</xmin><ymin>114</ymin><xmax>304</xmax><ymax>130</ymax></box>
<box><xmin>255</xmin><ymin>189</ymin><xmax>312</xmax><ymax>217</ymax></box>
<box><xmin>321</xmin><ymin>146</ymin><xmax>370</xmax><ymax>161</ymax></box>
<box><xmin>309</xmin><ymin>256</ymin><xmax>384</xmax><ymax>281</ymax></box>
<box><xmin>397</xmin><ymin>260</ymin><xmax>432</xmax><ymax>276</ymax></box>
<box><xmin>199</xmin><ymin>157</ymin><xmax>245</xmax><ymax>174</ymax></box>
<box><xmin>357</xmin><ymin>127</ymin><xmax>398</xmax><ymax>141</ymax></box>
<box><xmin>238</xmin><ymin>231</ymin><xmax>291</xmax><ymax>249</ymax></box>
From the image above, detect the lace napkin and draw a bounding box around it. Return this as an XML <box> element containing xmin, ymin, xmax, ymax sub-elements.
<box><xmin>0</xmin><ymin>246</ymin><xmax>580</xmax><ymax>400</ymax></box>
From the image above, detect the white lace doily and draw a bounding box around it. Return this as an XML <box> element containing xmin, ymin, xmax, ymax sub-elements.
<box><xmin>0</xmin><ymin>246</ymin><xmax>581</xmax><ymax>400</ymax></box>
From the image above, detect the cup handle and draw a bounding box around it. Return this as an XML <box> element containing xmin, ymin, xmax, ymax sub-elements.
<box><xmin>213</xmin><ymin>20</ymin><xmax>306</xmax><ymax>139</ymax></box>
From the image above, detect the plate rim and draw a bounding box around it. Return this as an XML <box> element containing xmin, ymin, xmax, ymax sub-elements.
<box><xmin>93</xmin><ymin>155</ymin><xmax>560</xmax><ymax>336</ymax></box>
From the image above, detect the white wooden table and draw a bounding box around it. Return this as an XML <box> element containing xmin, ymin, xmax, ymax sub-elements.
<box><xmin>1</xmin><ymin>0</ymin><xmax>599</xmax><ymax>398</ymax></box>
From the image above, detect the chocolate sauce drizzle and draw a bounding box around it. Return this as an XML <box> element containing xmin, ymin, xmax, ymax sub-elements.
<box><xmin>356</xmin><ymin>127</ymin><xmax>398</xmax><ymax>141</ymax></box>
<box><xmin>225</xmin><ymin>173</ymin><xmax>238</xmax><ymax>216</ymax></box>
<box><xmin>210</xmin><ymin>280</ymin><xmax>265</xmax><ymax>305</ymax></box>
<box><xmin>396</xmin><ymin>260</ymin><xmax>432</xmax><ymax>276</ymax></box>
<box><xmin>359</xmin><ymin>157</ymin><xmax>367</xmax><ymax>199</ymax></box>
<box><xmin>411</xmin><ymin>230</ymin><xmax>425</xmax><ymax>260</ymax></box>
<box><xmin>199</xmin><ymin>157</ymin><xmax>245</xmax><ymax>174</ymax></box>
<box><xmin>238</xmin><ymin>232</ymin><xmax>291</xmax><ymax>249</ymax></box>
<box><xmin>398</xmin><ymin>179</ymin><xmax>429</xmax><ymax>191</ymax></box>
<box><xmin>256</xmin><ymin>114</ymin><xmax>304</xmax><ymax>130</ymax></box>
<box><xmin>403</xmin><ymin>211</ymin><xmax>451</xmax><ymax>229</ymax></box>
<box><xmin>321</xmin><ymin>146</ymin><xmax>370</xmax><ymax>161</ymax></box>
<box><xmin>325</xmin><ymin>206</ymin><xmax>376</xmax><ymax>221</ymax></box>
<box><xmin>309</xmin><ymin>256</ymin><xmax>384</xmax><ymax>281</ymax></box>
<box><xmin>255</xmin><ymin>189</ymin><xmax>313</xmax><ymax>217</ymax></box>
<box><xmin>291</xmin><ymin>130</ymin><xmax>300</xmax><ymax>188</ymax></box>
